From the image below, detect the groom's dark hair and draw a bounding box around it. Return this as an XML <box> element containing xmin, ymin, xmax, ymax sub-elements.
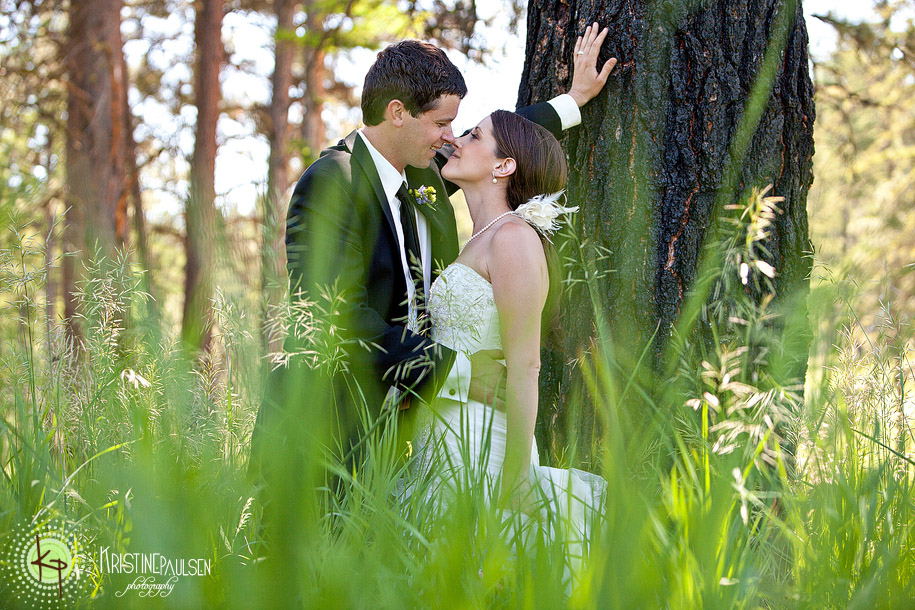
<box><xmin>362</xmin><ymin>40</ymin><xmax>467</xmax><ymax>126</ymax></box>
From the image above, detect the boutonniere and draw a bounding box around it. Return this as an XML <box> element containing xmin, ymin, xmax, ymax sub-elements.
<box><xmin>410</xmin><ymin>185</ymin><xmax>437</xmax><ymax>210</ymax></box>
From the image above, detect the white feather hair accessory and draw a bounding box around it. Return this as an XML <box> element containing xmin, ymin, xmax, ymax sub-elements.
<box><xmin>512</xmin><ymin>190</ymin><xmax>579</xmax><ymax>236</ymax></box>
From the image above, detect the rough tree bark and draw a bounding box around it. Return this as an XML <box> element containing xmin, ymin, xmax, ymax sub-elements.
<box><xmin>182</xmin><ymin>0</ymin><xmax>225</xmax><ymax>354</ymax></box>
<box><xmin>519</xmin><ymin>0</ymin><xmax>815</xmax><ymax>463</ymax></box>
<box><xmin>63</xmin><ymin>0</ymin><xmax>131</xmax><ymax>337</ymax></box>
<box><xmin>263</xmin><ymin>0</ymin><xmax>296</xmax><ymax>353</ymax></box>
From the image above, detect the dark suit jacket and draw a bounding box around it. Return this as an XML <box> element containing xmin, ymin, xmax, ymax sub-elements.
<box><xmin>251</xmin><ymin>101</ymin><xmax>564</xmax><ymax>469</ymax></box>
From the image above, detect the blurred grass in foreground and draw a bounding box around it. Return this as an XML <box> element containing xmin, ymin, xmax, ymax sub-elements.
<box><xmin>1</xmin><ymin>178</ymin><xmax>913</xmax><ymax>609</ymax></box>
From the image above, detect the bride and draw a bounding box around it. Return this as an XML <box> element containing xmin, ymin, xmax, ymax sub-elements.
<box><xmin>409</xmin><ymin>109</ymin><xmax>606</xmax><ymax>574</ymax></box>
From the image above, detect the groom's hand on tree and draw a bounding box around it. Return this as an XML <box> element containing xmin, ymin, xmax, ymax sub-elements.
<box><xmin>468</xmin><ymin>349</ymin><xmax>507</xmax><ymax>410</ymax></box>
<box><xmin>568</xmin><ymin>22</ymin><xmax>617</xmax><ymax>107</ymax></box>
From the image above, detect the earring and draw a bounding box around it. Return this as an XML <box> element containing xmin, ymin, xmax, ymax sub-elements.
<box><xmin>492</xmin><ymin>171</ymin><xmax>498</xmax><ymax>184</ymax></box>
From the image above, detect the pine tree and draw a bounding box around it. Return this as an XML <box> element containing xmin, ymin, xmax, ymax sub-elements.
<box><xmin>521</xmin><ymin>0</ymin><xmax>815</xmax><ymax>460</ymax></box>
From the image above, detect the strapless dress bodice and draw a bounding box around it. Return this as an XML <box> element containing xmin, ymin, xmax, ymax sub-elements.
<box><xmin>428</xmin><ymin>262</ymin><xmax>501</xmax><ymax>354</ymax></box>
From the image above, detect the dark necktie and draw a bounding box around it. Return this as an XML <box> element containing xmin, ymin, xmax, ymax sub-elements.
<box><xmin>395</xmin><ymin>182</ymin><xmax>426</xmax><ymax>333</ymax></box>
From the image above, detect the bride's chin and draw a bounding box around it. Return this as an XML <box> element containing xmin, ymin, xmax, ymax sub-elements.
<box><xmin>441</xmin><ymin>167</ymin><xmax>461</xmax><ymax>183</ymax></box>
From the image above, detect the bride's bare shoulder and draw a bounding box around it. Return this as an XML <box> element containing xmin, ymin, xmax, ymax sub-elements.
<box><xmin>488</xmin><ymin>219</ymin><xmax>546</xmax><ymax>272</ymax></box>
<box><xmin>492</xmin><ymin>217</ymin><xmax>542</xmax><ymax>247</ymax></box>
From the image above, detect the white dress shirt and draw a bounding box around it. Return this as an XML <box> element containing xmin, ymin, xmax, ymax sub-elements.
<box><xmin>357</xmin><ymin>130</ymin><xmax>431</xmax><ymax>333</ymax></box>
<box><xmin>548</xmin><ymin>93</ymin><xmax>583</xmax><ymax>130</ymax></box>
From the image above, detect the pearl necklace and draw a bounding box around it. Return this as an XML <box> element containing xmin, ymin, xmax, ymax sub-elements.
<box><xmin>460</xmin><ymin>210</ymin><xmax>517</xmax><ymax>253</ymax></box>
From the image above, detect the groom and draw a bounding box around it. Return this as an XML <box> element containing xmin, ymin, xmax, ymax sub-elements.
<box><xmin>252</xmin><ymin>32</ymin><xmax>614</xmax><ymax>479</ymax></box>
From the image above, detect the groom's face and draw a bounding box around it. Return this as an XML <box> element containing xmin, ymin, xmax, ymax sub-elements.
<box><xmin>399</xmin><ymin>94</ymin><xmax>461</xmax><ymax>168</ymax></box>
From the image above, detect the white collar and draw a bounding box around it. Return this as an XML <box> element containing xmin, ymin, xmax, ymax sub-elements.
<box><xmin>357</xmin><ymin>130</ymin><xmax>407</xmax><ymax>206</ymax></box>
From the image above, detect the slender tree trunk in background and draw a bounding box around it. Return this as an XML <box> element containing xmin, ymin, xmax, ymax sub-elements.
<box><xmin>120</xmin><ymin>42</ymin><xmax>159</xmax><ymax>323</ymax></box>
<box><xmin>44</xmin><ymin>128</ymin><xmax>58</xmax><ymax>345</ymax></box>
<box><xmin>301</xmin><ymin>0</ymin><xmax>326</xmax><ymax>162</ymax></box>
<box><xmin>45</xmin><ymin>196</ymin><xmax>57</xmax><ymax>350</ymax></box>
<box><xmin>263</xmin><ymin>0</ymin><xmax>296</xmax><ymax>354</ymax></box>
<box><xmin>63</xmin><ymin>0</ymin><xmax>130</xmax><ymax>339</ymax></box>
<box><xmin>520</xmin><ymin>0</ymin><xmax>815</xmax><ymax>463</ymax></box>
<box><xmin>182</xmin><ymin>0</ymin><xmax>225</xmax><ymax>355</ymax></box>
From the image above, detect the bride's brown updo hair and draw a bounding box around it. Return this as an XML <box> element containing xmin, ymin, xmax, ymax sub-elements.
<box><xmin>489</xmin><ymin>110</ymin><xmax>568</xmax><ymax>210</ymax></box>
<box><xmin>489</xmin><ymin>109</ymin><xmax>569</xmax><ymax>332</ymax></box>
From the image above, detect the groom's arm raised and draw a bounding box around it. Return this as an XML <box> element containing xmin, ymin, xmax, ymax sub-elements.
<box><xmin>437</xmin><ymin>23</ymin><xmax>616</xmax><ymax>187</ymax></box>
<box><xmin>519</xmin><ymin>23</ymin><xmax>617</xmax><ymax>135</ymax></box>
<box><xmin>286</xmin><ymin>159</ymin><xmax>453</xmax><ymax>400</ymax></box>
<box><xmin>516</xmin><ymin>23</ymin><xmax>618</xmax><ymax>136</ymax></box>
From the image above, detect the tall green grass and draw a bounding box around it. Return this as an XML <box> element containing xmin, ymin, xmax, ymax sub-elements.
<box><xmin>1</xmin><ymin>177</ymin><xmax>913</xmax><ymax>608</ymax></box>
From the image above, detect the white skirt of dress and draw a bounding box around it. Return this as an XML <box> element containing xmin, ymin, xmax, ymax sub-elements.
<box><xmin>408</xmin><ymin>397</ymin><xmax>607</xmax><ymax>583</ymax></box>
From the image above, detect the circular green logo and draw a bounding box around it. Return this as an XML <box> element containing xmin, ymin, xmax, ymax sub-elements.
<box><xmin>0</xmin><ymin>519</ymin><xmax>90</xmax><ymax>609</ymax></box>
<box><xmin>25</xmin><ymin>534</ymin><xmax>74</xmax><ymax>583</ymax></box>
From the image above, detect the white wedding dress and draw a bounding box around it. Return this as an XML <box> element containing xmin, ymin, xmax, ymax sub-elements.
<box><xmin>410</xmin><ymin>262</ymin><xmax>607</xmax><ymax>579</ymax></box>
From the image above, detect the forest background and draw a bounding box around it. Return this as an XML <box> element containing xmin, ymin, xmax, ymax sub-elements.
<box><xmin>1</xmin><ymin>0</ymin><xmax>912</xmax><ymax>366</ymax></box>
<box><xmin>1</xmin><ymin>0</ymin><xmax>912</xmax><ymax>367</ymax></box>
<box><xmin>0</xmin><ymin>0</ymin><xmax>915</xmax><ymax>360</ymax></box>
<box><xmin>1</xmin><ymin>0</ymin><xmax>914</xmax><ymax>608</ymax></box>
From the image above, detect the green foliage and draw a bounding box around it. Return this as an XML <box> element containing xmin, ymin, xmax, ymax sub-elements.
<box><xmin>0</xmin><ymin>2</ymin><xmax>66</xmax><ymax>197</ymax></box>
<box><xmin>1</xmin><ymin>3</ymin><xmax>914</xmax><ymax>607</ymax></box>
<box><xmin>1</xmin><ymin>176</ymin><xmax>913</xmax><ymax>607</ymax></box>
<box><xmin>809</xmin><ymin>0</ymin><xmax>915</xmax><ymax>329</ymax></box>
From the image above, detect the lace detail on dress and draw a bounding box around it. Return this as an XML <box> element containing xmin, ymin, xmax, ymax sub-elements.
<box><xmin>428</xmin><ymin>263</ymin><xmax>501</xmax><ymax>354</ymax></box>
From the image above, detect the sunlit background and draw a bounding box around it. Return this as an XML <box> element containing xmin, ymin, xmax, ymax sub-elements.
<box><xmin>2</xmin><ymin>2</ymin><xmax>915</xmax><ymax>607</ymax></box>
<box><xmin>127</xmin><ymin>1</ymin><xmax>887</xmax><ymax>217</ymax></box>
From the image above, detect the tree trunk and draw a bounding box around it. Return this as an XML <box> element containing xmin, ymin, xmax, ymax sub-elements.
<box><xmin>182</xmin><ymin>0</ymin><xmax>225</xmax><ymax>355</ymax></box>
<box><xmin>63</xmin><ymin>0</ymin><xmax>130</xmax><ymax>337</ymax></box>
<box><xmin>263</xmin><ymin>0</ymin><xmax>296</xmax><ymax>354</ymax></box>
<box><xmin>301</xmin><ymin>0</ymin><xmax>326</xmax><ymax>162</ymax></box>
<box><xmin>44</xmin><ymin>127</ymin><xmax>59</xmax><ymax>348</ymax></box>
<box><xmin>45</xmin><ymin>196</ymin><xmax>58</xmax><ymax>350</ymax></box>
<box><xmin>520</xmin><ymin>0</ymin><xmax>814</xmax><ymax>463</ymax></box>
<box><xmin>120</xmin><ymin>35</ymin><xmax>159</xmax><ymax>324</ymax></box>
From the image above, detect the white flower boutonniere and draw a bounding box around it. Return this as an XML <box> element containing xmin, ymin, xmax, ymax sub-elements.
<box><xmin>513</xmin><ymin>190</ymin><xmax>579</xmax><ymax>236</ymax></box>
<box><xmin>410</xmin><ymin>185</ymin><xmax>437</xmax><ymax>210</ymax></box>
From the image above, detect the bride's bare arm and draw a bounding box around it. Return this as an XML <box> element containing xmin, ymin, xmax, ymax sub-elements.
<box><xmin>488</xmin><ymin>221</ymin><xmax>549</xmax><ymax>505</ymax></box>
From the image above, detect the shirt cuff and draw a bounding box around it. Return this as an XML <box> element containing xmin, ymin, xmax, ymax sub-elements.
<box><xmin>547</xmin><ymin>94</ymin><xmax>582</xmax><ymax>130</ymax></box>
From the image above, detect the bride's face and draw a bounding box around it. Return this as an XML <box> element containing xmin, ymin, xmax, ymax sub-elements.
<box><xmin>441</xmin><ymin>116</ymin><xmax>503</xmax><ymax>185</ymax></box>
